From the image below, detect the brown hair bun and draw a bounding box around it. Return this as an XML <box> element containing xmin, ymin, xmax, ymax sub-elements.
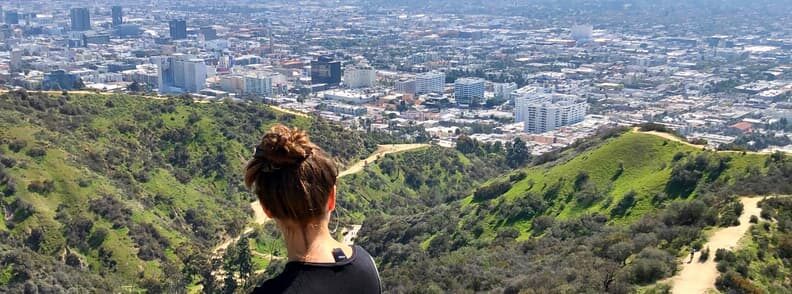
<box><xmin>245</xmin><ymin>124</ymin><xmax>338</xmax><ymax>222</ymax></box>
<box><xmin>259</xmin><ymin>124</ymin><xmax>316</xmax><ymax>167</ymax></box>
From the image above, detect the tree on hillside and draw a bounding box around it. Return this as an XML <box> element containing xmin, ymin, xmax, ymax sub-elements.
<box><xmin>506</xmin><ymin>137</ymin><xmax>530</xmax><ymax>168</ymax></box>
<box><xmin>455</xmin><ymin>135</ymin><xmax>477</xmax><ymax>154</ymax></box>
<box><xmin>236</xmin><ymin>236</ymin><xmax>253</xmax><ymax>283</ymax></box>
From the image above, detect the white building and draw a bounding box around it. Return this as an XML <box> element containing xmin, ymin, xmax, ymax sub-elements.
<box><xmin>244</xmin><ymin>73</ymin><xmax>274</xmax><ymax>96</ymax></box>
<box><xmin>514</xmin><ymin>91</ymin><xmax>588</xmax><ymax>133</ymax></box>
<box><xmin>322</xmin><ymin>89</ymin><xmax>376</xmax><ymax>105</ymax></box>
<box><xmin>511</xmin><ymin>86</ymin><xmax>540</xmax><ymax>110</ymax></box>
<box><xmin>415</xmin><ymin>71</ymin><xmax>445</xmax><ymax>94</ymax></box>
<box><xmin>494</xmin><ymin>82</ymin><xmax>517</xmax><ymax>99</ymax></box>
<box><xmin>395</xmin><ymin>78</ymin><xmax>416</xmax><ymax>94</ymax></box>
<box><xmin>156</xmin><ymin>54</ymin><xmax>207</xmax><ymax>93</ymax></box>
<box><xmin>343</xmin><ymin>66</ymin><xmax>376</xmax><ymax>89</ymax></box>
<box><xmin>454</xmin><ymin>77</ymin><xmax>485</xmax><ymax>105</ymax></box>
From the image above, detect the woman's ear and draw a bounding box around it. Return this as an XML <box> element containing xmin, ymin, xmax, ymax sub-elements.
<box><xmin>327</xmin><ymin>185</ymin><xmax>337</xmax><ymax>212</ymax></box>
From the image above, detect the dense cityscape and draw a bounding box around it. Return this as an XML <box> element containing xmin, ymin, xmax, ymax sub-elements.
<box><xmin>1</xmin><ymin>0</ymin><xmax>790</xmax><ymax>154</ymax></box>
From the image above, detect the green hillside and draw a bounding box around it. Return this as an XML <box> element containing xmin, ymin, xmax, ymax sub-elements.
<box><xmin>357</xmin><ymin>128</ymin><xmax>792</xmax><ymax>293</ymax></box>
<box><xmin>0</xmin><ymin>91</ymin><xmax>397</xmax><ymax>292</ymax></box>
<box><xmin>463</xmin><ymin>131</ymin><xmax>769</xmax><ymax>239</ymax></box>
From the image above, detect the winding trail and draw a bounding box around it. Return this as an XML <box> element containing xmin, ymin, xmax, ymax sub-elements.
<box><xmin>633</xmin><ymin>128</ymin><xmax>790</xmax><ymax>155</ymax></box>
<box><xmin>211</xmin><ymin>143</ymin><xmax>430</xmax><ymax>258</ymax></box>
<box><xmin>667</xmin><ymin>197</ymin><xmax>766</xmax><ymax>293</ymax></box>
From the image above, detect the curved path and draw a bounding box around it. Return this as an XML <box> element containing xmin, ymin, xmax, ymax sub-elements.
<box><xmin>667</xmin><ymin>197</ymin><xmax>765</xmax><ymax>293</ymax></box>
<box><xmin>633</xmin><ymin>128</ymin><xmax>790</xmax><ymax>155</ymax></box>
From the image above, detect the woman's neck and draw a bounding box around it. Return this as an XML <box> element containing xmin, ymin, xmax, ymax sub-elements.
<box><xmin>281</xmin><ymin>222</ymin><xmax>347</xmax><ymax>263</ymax></box>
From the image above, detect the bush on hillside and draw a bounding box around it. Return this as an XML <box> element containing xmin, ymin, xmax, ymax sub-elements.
<box><xmin>611</xmin><ymin>190</ymin><xmax>637</xmax><ymax>217</ymax></box>
<box><xmin>473</xmin><ymin>180</ymin><xmax>512</xmax><ymax>201</ymax></box>
<box><xmin>89</xmin><ymin>195</ymin><xmax>132</xmax><ymax>229</ymax></box>
<box><xmin>25</xmin><ymin>147</ymin><xmax>46</xmax><ymax>158</ymax></box>
<box><xmin>8</xmin><ymin>140</ymin><xmax>27</xmax><ymax>152</ymax></box>
<box><xmin>27</xmin><ymin>180</ymin><xmax>55</xmax><ymax>195</ymax></box>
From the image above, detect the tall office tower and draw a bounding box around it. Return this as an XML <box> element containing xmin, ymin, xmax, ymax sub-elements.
<box><xmin>454</xmin><ymin>77</ymin><xmax>486</xmax><ymax>105</ymax></box>
<box><xmin>0</xmin><ymin>6</ymin><xmax>4</xmax><ymax>23</ymax></box>
<box><xmin>111</xmin><ymin>6</ymin><xmax>122</xmax><ymax>26</ymax></box>
<box><xmin>156</xmin><ymin>54</ymin><xmax>208</xmax><ymax>93</ymax></box>
<box><xmin>514</xmin><ymin>91</ymin><xmax>588</xmax><ymax>133</ymax></box>
<box><xmin>70</xmin><ymin>8</ymin><xmax>91</xmax><ymax>31</ymax></box>
<box><xmin>310</xmin><ymin>55</ymin><xmax>341</xmax><ymax>86</ymax></box>
<box><xmin>343</xmin><ymin>66</ymin><xmax>376</xmax><ymax>89</ymax></box>
<box><xmin>199</xmin><ymin>26</ymin><xmax>217</xmax><ymax>41</ymax></box>
<box><xmin>415</xmin><ymin>71</ymin><xmax>445</xmax><ymax>94</ymax></box>
<box><xmin>169</xmin><ymin>20</ymin><xmax>187</xmax><ymax>39</ymax></box>
<box><xmin>9</xmin><ymin>49</ymin><xmax>22</xmax><ymax>73</ymax></box>
<box><xmin>4</xmin><ymin>11</ymin><xmax>18</xmax><ymax>25</ymax></box>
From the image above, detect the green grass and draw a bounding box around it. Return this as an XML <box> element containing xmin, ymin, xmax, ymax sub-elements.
<box><xmin>730</xmin><ymin>222</ymin><xmax>792</xmax><ymax>292</ymax></box>
<box><xmin>464</xmin><ymin>132</ymin><xmax>769</xmax><ymax>239</ymax></box>
<box><xmin>0</xmin><ymin>92</ymin><xmax>328</xmax><ymax>290</ymax></box>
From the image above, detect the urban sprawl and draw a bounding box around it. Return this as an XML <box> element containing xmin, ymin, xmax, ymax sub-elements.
<box><xmin>1</xmin><ymin>1</ymin><xmax>790</xmax><ymax>155</ymax></box>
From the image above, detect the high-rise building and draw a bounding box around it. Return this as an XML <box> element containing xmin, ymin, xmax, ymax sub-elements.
<box><xmin>70</xmin><ymin>8</ymin><xmax>91</xmax><ymax>31</ymax></box>
<box><xmin>415</xmin><ymin>71</ymin><xmax>445</xmax><ymax>94</ymax></box>
<box><xmin>111</xmin><ymin>6</ymin><xmax>123</xmax><ymax>26</ymax></box>
<box><xmin>454</xmin><ymin>77</ymin><xmax>485</xmax><ymax>105</ymax></box>
<box><xmin>156</xmin><ymin>54</ymin><xmax>207</xmax><ymax>93</ymax></box>
<box><xmin>0</xmin><ymin>6</ymin><xmax>4</xmax><ymax>23</ymax></box>
<box><xmin>9</xmin><ymin>49</ymin><xmax>22</xmax><ymax>73</ymax></box>
<box><xmin>244</xmin><ymin>73</ymin><xmax>274</xmax><ymax>96</ymax></box>
<box><xmin>514</xmin><ymin>91</ymin><xmax>588</xmax><ymax>133</ymax></box>
<box><xmin>310</xmin><ymin>55</ymin><xmax>341</xmax><ymax>86</ymax></box>
<box><xmin>169</xmin><ymin>20</ymin><xmax>187</xmax><ymax>40</ymax></box>
<box><xmin>4</xmin><ymin>11</ymin><xmax>18</xmax><ymax>25</ymax></box>
<box><xmin>200</xmin><ymin>26</ymin><xmax>217</xmax><ymax>41</ymax></box>
<box><xmin>395</xmin><ymin>78</ymin><xmax>416</xmax><ymax>95</ymax></box>
<box><xmin>343</xmin><ymin>66</ymin><xmax>376</xmax><ymax>89</ymax></box>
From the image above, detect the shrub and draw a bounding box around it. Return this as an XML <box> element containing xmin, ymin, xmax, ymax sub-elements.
<box><xmin>9</xmin><ymin>140</ymin><xmax>27</xmax><ymax>152</ymax></box>
<box><xmin>531</xmin><ymin>216</ymin><xmax>554</xmax><ymax>235</ymax></box>
<box><xmin>749</xmin><ymin>215</ymin><xmax>758</xmax><ymax>224</ymax></box>
<box><xmin>27</xmin><ymin>180</ymin><xmax>55</xmax><ymax>194</ymax></box>
<box><xmin>473</xmin><ymin>180</ymin><xmax>512</xmax><ymax>201</ymax></box>
<box><xmin>714</xmin><ymin>248</ymin><xmax>736</xmax><ymax>263</ymax></box>
<box><xmin>716</xmin><ymin>271</ymin><xmax>761</xmax><ymax>294</ymax></box>
<box><xmin>509</xmin><ymin>171</ymin><xmax>527</xmax><ymax>182</ymax></box>
<box><xmin>89</xmin><ymin>195</ymin><xmax>132</xmax><ymax>229</ymax></box>
<box><xmin>612</xmin><ymin>190</ymin><xmax>637</xmax><ymax>217</ymax></box>
<box><xmin>25</xmin><ymin>147</ymin><xmax>47</xmax><ymax>158</ymax></box>
<box><xmin>699</xmin><ymin>247</ymin><xmax>710</xmax><ymax>262</ymax></box>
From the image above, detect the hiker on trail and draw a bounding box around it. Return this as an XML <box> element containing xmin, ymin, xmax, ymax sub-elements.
<box><xmin>245</xmin><ymin>124</ymin><xmax>381</xmax><ymax>294</ymax></box>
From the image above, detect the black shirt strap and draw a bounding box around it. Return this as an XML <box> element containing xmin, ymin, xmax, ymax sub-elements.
<box><xmin>331</xmin><ymin>248</ymin><xmax>347</xmax><ymax>262</ymax></box>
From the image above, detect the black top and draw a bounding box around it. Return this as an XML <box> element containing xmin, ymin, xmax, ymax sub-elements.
<box><xmin>253</xmin><ymin>246</ymin><xmax>382</xmax><ymax>294</ymax></box>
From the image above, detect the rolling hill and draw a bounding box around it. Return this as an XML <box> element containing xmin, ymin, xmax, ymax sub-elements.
<box><xmin>0</xmin><ymin>91</ymin><xmax>397</xmax><ymax>292</ymax></box>
<box><xmin>355</xmin><ymin>128</ymin><xmax>792</xmax><ymax>293</ymax></box>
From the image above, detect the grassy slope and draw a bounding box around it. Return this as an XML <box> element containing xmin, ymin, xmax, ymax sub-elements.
<box><xmin>736</xmin><ymin>223</ymin><xmax>791</xmax><ymax>293</ymax></box>
<box><xmin>463</xmin><ymin>132</ymin><xmax>768</xmax><ymax>240</ymax></box>
<box><xmin>337</xmin><ymin>146</ymin><xmax>504</xmax><ymax>222</ymax></box>
<box><xmin>0</xmin><ymin>93</ymin><xmax>313</xmax><ymax>289</ymax></box>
